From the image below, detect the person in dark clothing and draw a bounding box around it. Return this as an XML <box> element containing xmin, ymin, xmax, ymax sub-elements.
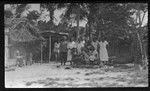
<box><xmin>59</xmin><ymin>36</ymin><xmax>68</xmax><ymax>65</ymax></box>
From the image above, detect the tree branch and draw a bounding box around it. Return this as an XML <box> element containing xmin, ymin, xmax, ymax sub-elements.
<box><xmin>141</xmin><ymin>11</ymin><xmax>147</xmax><ymax>25</ymax></box>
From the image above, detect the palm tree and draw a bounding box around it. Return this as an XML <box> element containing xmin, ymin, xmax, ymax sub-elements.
<box><xmin>40</xmin><ymin>4</ymin><xmax>59</xmax><ymax>62</ymax></box>
<box><xmin>57</xmin><ymin>3</ymin><xmax>88</xmax><ymax>40</ymax></box>
<box><xmin>5</xmin><ymin>5</ymin><xmax>43</xmax><ymax>42</ymax></box>
<box><xmin>40</xmin><ymin>3</ymin><xmax>57</xmax><ymax>30</ymax></box>
<box><xmin>5</xmin><ymin>4</ymin><xmax>45</xmax><ymax>65</ymax></box>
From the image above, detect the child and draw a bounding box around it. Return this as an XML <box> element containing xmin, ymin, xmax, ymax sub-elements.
<box><xmin>15</xmin><ymin>50</ymin><xmax>25</xmax><ymax>67</ymax></box>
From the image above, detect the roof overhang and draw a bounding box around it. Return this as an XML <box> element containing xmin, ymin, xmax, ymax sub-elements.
<box><xmin>40</xmin><ymin>30</ymin><xmax>69</xmax><ymax>36</ymax></box>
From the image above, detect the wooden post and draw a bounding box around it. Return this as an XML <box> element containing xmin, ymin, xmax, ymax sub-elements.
<box><xmin>49</xmin><ymin>36</ymin><xmax>51</xmax><ymax>63</ymax></box>
<box><xmin>30</xmin><ymin>52</ymin><xmax>33</xmax><ymax>65</ymax></box>
<box><xmin>40</xmin><ymin>43</ymin><xmax>43</xmax><ymax>64</ymax></box>
<box><xmin>5</xmin><ymin>35</ymin><xmax>9</xmax><ymax>66</ymax></box>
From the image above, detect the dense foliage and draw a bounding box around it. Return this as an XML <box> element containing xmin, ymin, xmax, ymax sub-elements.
<box><xmin>5</xmin><ymin>3</ymin><xmax>148</xmax><ymax>67</ymax></box>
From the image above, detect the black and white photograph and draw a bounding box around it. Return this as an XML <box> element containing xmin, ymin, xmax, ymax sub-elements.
<box><xmin>4</xmin><ymin>3</ymin><xmax>148</xmax><ymax>88</ymax></box>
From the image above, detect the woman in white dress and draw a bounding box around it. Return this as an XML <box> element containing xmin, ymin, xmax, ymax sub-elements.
<box><xmin>99</xmin><ymin>38</ymin><xmax>109</xmax><ymax>66</ymax></box>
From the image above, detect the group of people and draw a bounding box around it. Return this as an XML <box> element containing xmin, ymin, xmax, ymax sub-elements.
<box><xmin>53</xmin><ymin>36</ymin><xmax>109</xmax><ymax>67</ymax></box>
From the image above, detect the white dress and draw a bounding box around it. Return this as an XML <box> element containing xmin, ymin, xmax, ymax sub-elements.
<box><xmin>99</xmin><ymin>41</ymin><xmax>109</xmax><ymax>61</ymax></box>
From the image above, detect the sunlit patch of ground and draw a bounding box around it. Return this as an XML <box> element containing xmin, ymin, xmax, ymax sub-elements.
<box><xmin>5</xmin><ymin>62</ymin><xmax>148</xmax><ymax>88</ymax></box>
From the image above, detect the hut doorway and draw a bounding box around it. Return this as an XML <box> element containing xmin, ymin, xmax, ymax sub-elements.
<box><xmin>39</xmin><ymin>31</ymin><xmax>68</xmax><ymax>63</ymax></box>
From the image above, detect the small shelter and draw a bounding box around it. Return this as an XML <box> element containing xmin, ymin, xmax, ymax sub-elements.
<box><xmin>5</xmin><ymin>17</ymin><xmax>45</xmax><ymax>66</ymax></box>
<box><xmin>39</xmin><ymin>30</ymin><xmax>69</xmax><ymax>63</ymax></box>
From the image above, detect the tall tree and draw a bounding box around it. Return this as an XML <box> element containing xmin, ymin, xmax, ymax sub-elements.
<box><xmin>5</xmin><ymin>4</ymin><xmax>45</xmax><ymax>64</ymax></box>
<box><xmin>40</xmin><ymin>3</ymin><xmax>57</xmax><ymax>30</ymax></box>
<box><xmin>127</xmin><ymin>3</ymin><xmax>148</xmax><ymax>68</ymax></box>
<box><xmin>89</xmin><ymin>3</ymin><xmax>132</xmax><ymax>40</ymax></box>
<box><xmin>57</xmin><ymin>3</ymin><xmax>88</xmax><ymax>40</ymax></box>
<box><xmin>92</xmin><ymin>3</ymin><xmax>148</xmax><ymax>68</ymax></box>
<box><xmin>86</xmin><ymin>3</ymin><xmax>98</xmax><ymax>40</ymax></box>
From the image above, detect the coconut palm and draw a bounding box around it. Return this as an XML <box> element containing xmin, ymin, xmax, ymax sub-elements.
<box><xmin>5</xmin><ymin>6</ymin><xmax>43</xmax><ymax>42</ymax></box>
<box><xmin>5</xmin><ymin>4</ymin><xmax>45</xmax><ymax>64</ymax></box>
<box><xmin>57</xmin><ymin>3</ymin><xmax>88</xmax><ymax>40</ymax></box>
<box><xmin>40</xmin><ymin>3</ymin><xmax>58</xmax><ymax>30</ymax></box>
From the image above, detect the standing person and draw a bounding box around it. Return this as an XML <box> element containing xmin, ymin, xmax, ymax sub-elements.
<box><xmin>99</xmin><ymin>38</ymin><xmax>109</xmax><ymax>67</ymax></box>
<box><xmin>92</xmin><ymin>38</ymin><xmax>99</xmax><ymax>59</ymax></box>
<box><xmin>54</xmin><ymin>41</ymin><xmax>60</xmax><ymax>61</ymax></box>
<box><xmin>67</xmin><ymin>38</ymin><xmax>73</xmax><ymax>65</ymax></box>
<box><xmin>59</xmin><ymin>36</ymin><xmax>68</xmax><ymax>65</ymax></box>
<box><xmin>80</xmin><ymin>37</ymin><xmax>85</xmax><ymax>51</ymax></box>
<box><xmin>69</xmin><ymin>37</ymin><xmax>78</xmax><ymax>65</ymax></box>
<box><xmin>77</xmin><ymin>38</ymin><xmax>84</xmax><ymax>54</ymax></box>
<box><xmin>57</xmin><ymin>40</ymin><xmax>60</xmax><ymax>62</ymax></box>
<box><xmin>15</xmin><ymin>50</ymin><xmax>25</xmax><ymax>67</ymax></box>
<box><xmin>71</xmin><ymin>38</ymin><xmax>77</xmax><ymax>49</ymax></box>
<box><xmin>92</xmin><ymin>38</ymin><xmax>99</xmax><ymax>52</ymax></box>
<box><xmin>83</xmin><ymin>39</ymin><xmax>94</xmax><ymax>64</ymax></box>
<box><xmin>81</xmin><ymin>37</ymin><xmax>86</xmax><ymax>46</ymax></box>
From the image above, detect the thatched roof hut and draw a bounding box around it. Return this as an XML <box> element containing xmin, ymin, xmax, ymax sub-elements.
<box><xmin>5</xmin><ymin>17</ymin><xmax>45</xmax><ymax>42</ymax></box>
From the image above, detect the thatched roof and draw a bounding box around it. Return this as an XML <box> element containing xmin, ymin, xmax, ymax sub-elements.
<box><xmin>39</xmin><ymin>30</ymin><xmax>69</xmax><ymax>37</ymax></box>
<box><xmin>5</xmin><ymin>17</ymin><xmax>45</xmax><ymax>42</ymax></box>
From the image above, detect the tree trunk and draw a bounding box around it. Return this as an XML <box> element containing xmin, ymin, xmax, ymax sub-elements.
<box><xmin>26</xmin><ymin>52</ymin><xmax>30</xmax><ymax>66</ymax></box>
<box><xmin>88</xmin><ymin>16</ymin><xmax>92</xmax><ymax>40</ymax></box>
<box><xmin>140</xmin><ymin>11</ymin><xmax>148</xmax><ymax>67</ymax></box>
<box><xmin>40</xmin><ymin>43</ymin><xmax>43</xmax><ymax>64</ymax></box>
<box><xmin>137</xmin><ymin>9</ymin><xmax>145</xmax><ymax>66</ymax></box>
<box><xmin>49</xmin><ymin>36</ymin><xmax>51</xmax><ymax>63</ymax></box>
<box><xmin>5</xmin><ymin>34</ymin><xmax>9</xmax><ymax>66</ymax></box>
<box><xmin>141</xmin><ymin>11</ymin><xmax>146</xmax><ymax>23</ymax></box>
<box><xmin>77</xmin><ymin>12</ymin><xmax>80</xmax><ymax>41</ymax></box>
<box><xmin>131</xmin><ymin>34</ymin><xmax>142</xmax><ymax>67</ymax></box>
<box><xmin>49</xmin><ymin>9</ymin><xmax>54</xmax><ymax>29</ymax></box>
<box><xmin>30</xmin><ymin>52</ymin><xmax>33</xmax><ymax>65</ymax></box>
<box><xmin>137</xmin><ymin>32</ymin><xmax>143</xmax><ymax>59</ymax></box>
<box><xmin>132</xmin><ymin>8</ymin><xmax>144</xmax><ymax>69</ymax></box>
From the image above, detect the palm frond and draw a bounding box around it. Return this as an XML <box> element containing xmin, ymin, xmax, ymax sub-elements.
<box><xmin>56</xmin><ymin>3</ymin><xmax>67</xmax><ymax>10</ymax></box>
<box><xmin>16</xmin><ymin>4</ymin><xmax>28</xmax><ymax>14</ymax></box>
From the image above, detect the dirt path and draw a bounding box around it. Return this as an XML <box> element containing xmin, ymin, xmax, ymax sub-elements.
<box><xmin>5</xmin><ymin>62</ymin><xmax>148</xmax><ymax>88</ymax></box>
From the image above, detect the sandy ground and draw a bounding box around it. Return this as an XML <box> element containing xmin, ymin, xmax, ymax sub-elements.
<box><xmin>5</xmin><ymin>62</ymin><xmax>148</xmax><ymax>88</ymax></box>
